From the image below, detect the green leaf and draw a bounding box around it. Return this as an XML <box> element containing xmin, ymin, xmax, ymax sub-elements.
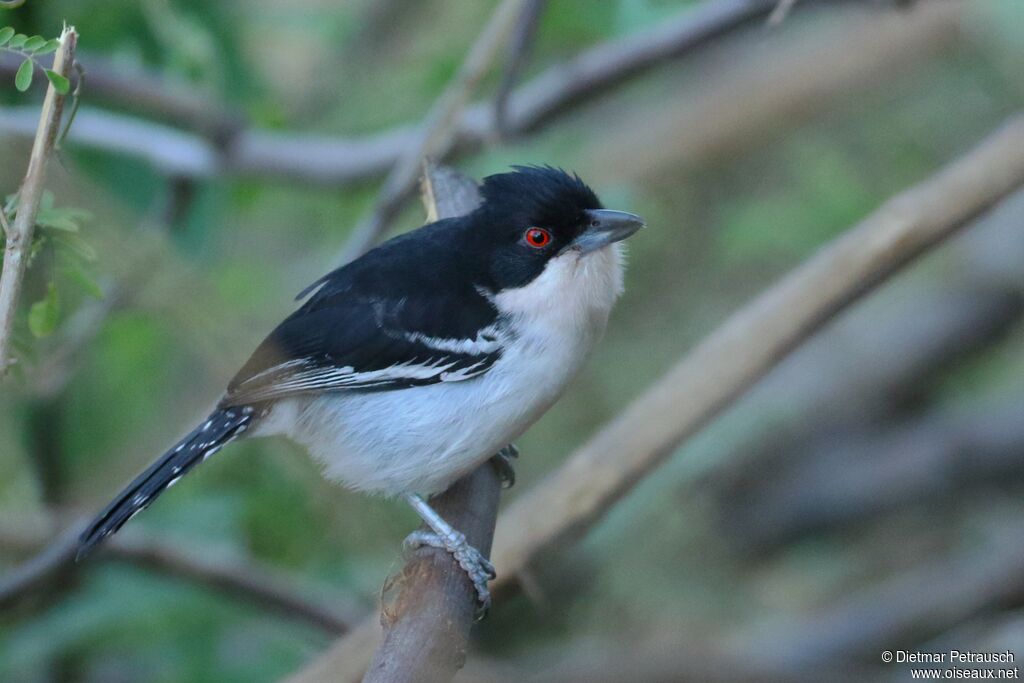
<box><xmin>37</xmin><ymin>213</ymin><xmax>79</xmax><ymax>232</ymax></box>
<box><xmin>35</xmin><ymin>38</ymin><xmax>60</xmax><ymax>56</ymax></box>
<box><xmin>28</xmin><ymin>282</ymin><xmax>59</xmax><ymax>338</ymax></box>
<box><xmin>14</xmin><ymin>57</ymin><xmax>32</xmax><ymax>92</ymax></box>
<box><xmin>64</xmin><ymin>266</ymin><xmax>105</xmax><ymax>300</ymax></box>
<box><xmin>53</xmin><ymin>233</ymin><xmax>97</xmax><ymax>261</ymax></box>
<box><xmin>23</xmin><ymin>35</ymin><xmax>45</xmax><ymax>52</ymax></box>
<box><xmin>7</xmin><ymin>32</ymin><xmax>26</xmax><ymax>48</ymax></box>
<box><xmin>37</xmin><ymin>202</ymin><xmax>92</xmax><ymax>232</ymax></box>
<box><xmin>0</xmin><ymin>27</ymin><xmax>14</xmax><ymax>46</ymax></box>
<box><xmin>44</xmin><ymin>69</ymin><xmax>69</xmax><ymax>95</ymax></box>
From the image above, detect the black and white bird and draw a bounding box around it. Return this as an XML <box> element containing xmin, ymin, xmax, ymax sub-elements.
<box><xmin>77</xmin><ymin>166</ymin><xmax>643</xmax><ymax>608</ymax></box>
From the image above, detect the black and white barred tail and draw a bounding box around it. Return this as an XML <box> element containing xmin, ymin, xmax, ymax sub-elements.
<box><xmin>77</xmin><ymin>406</ymin><xmax>256</xmax><ymax>559</ymax></box>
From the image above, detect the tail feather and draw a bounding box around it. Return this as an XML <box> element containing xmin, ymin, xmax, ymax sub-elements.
<box><xmin>77</xmin><ymin>406</ymin><xmax>255</xmax><ymax>559</ymax></box>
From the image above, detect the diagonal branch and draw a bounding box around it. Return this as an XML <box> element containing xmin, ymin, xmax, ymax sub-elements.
<box><xmin>0</xmin><ymin>516</ymin><xmax>362</xmax><ymax>634</ymax></box>
<box><xmin>283</xmin><ymin>114</ymin><xmax>1024</xmax><ymax>682</ymax></box>
<box><xmin>487</xmin><ymin>114</ymin><xmax>1024</xmax><ymax>586</ymax></box>
<box><xmin>0</xmin><ymin>26</ymin><xmax>77</xmax><ymax>376</ymax></box>
<box><xmin>492</xmin><ymin>0</ymin><xmax>547</xmax><ymax>139</ymax></box>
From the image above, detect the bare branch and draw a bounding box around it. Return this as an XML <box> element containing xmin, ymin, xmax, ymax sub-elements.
<box><xmin>0</xmin><ymin>516</ymin><xmax>363</xmax><ymax>634</ymax></box>
<box><xmin>741</xmin><ymin>522</ymin><xmax>1024</xmax><ymax>672</ymax></box>
<box><xmin>493</xmin><ymin>0</ymin><xmax>547</xmax><ymax>139</ymax></box>
<box><xmin>725</xmin><ymin>397</ymin><xmax>1024</xmax><ymax>553</ymax></box>
<box><xmin>0</xmin><ymin>0</ymin><xmax>798</xmax><ymax>187</ymax></box>
<box><xmin>337</xmin><ymin>0</ymin><xmax>528</xmax><ymax>263</ymax></box>
<box><xmin>360</xmin><ymin>165</ymin><xmax>502</xmax><ymax>683</ymax></box>
<box><xmin>0</xmin><ymin>50</ymin><xmax>243</xmax><ymax>138</ymax></box>
<box><xmin>0</xmin><ymin>26</ymin><xmax>77</xmax><ymax>376</ymax></box>
<box><xmin>768</xmin><ymin>0</ymin><xmax>801</xmax><ymax>25</ymax></box>
<box><xmin>284</xmin><ymin>114</ymin><xmax>1024</xmax><ymax>682</ymax></box>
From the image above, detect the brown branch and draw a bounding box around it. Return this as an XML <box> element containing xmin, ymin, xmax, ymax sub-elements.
<box><xmin>741</xmin><ymin>522</ymin><xmax>1024</xmax><ymax>672</ymax></box>
<box><xmin>493</xmin><ymin>0</ymin><xmax>547</xmax><ymax>139</ymax></box>
<box><xmin>360</xmin><ymin>165</ymin><xmax>502</xmax><ymax>683</ymax></box>
<box><xmin>704</xmin><ymin>190</ymin><xmax>1024</xmax><ymax>553</ymax></box>
<box><xmin>467</xmin><ymin>528</ymin><xmax>1024</xmax><ymax>683</ymax></box>
<box><xmin>0</xmin><ymin>27</ymin><xmax>77</xmax><ymax>376</ymax></box>
<box><xmin>0</xmin><ymin>516</ymin><xmax>362</xmax><ymax>634</ymax></box>
<box><xmin>487</xmin><ymin>113</ymin><xmax>1024</xmax><ymax>586</ymax></box>
<box><xmin>283</xmin><ymin>114</ymin><xmax>1024</xmax><ymax>682</ymax></box>
<box><xmin>0</xmin><ymin>0</ymin><xmax>803</xmax><ymax>186</ymax></box>
<box><xmin>337</xmin><ymin>0</ymin><xmax>528</xmax><ymax>263</ymax></box>
<box><xmin>455</xmin><ymin>523</ymin><xmax>1024</xmax><ymax>682</ymax></box>
<box><xmin>0</xmin><ymin>51</ymin><xmax>242</xmax><ymax>140</ymax></box>
<box><xmin>724</xmin><ymin>395</ymin><xmax>1024</xmax><ymax>553</ymax></box>
<box><xmin>768</xmin><ymin>0</ymin><xmax>801</xmax><ymax>25</ymax></box>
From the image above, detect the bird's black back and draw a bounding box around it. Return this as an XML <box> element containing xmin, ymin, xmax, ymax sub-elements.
<box><xmin>224</xmin><ymin>216</ymin><xmax>502</xmax><ymax>404</ymax></box>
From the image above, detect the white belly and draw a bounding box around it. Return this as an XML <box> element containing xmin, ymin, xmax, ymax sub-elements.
<box><xmin>260</xmin><ymin>245</ymin><xmax>624</xmax><ymax>496</ymax></box>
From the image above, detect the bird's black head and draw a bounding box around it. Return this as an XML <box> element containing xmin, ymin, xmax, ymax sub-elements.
<box><xmin>469</xmin><ymin>166</ymin><xmax>644</xmax><ymax>291</ymax></box>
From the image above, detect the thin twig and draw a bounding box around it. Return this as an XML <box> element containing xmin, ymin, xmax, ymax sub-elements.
<box><xmin>726</xmin><ymin>397</ymin><xmax>1024</xmax><ymax>553</ymax></box>
<box><xmin>57</xmin><ymin>60</ymin><xmax>85</xmax><ymax>148</ymax></box>
<box><xmin>337</xmin><ymin>0</ymin><xmax>528</xmax><ymax>263</ymax></box>
<box><xmin>740</xmin><ymin>522</ymin><xmax>1024</xmax><ymax>673</ymax></box>
<box><xmin>361</xmin><ymin>165</ymin><xmax>501</xmax><ymax>683</ymax></box>
<box><xmin>493</xmin><ymin>0</ymin><xmax>547</xmax><ymax>139</ymax></box>
<box><xmin>0</xmin><ymin>26</ymin><xmax>77</xmax><ymax>376</ymax></box>
<box><xmin>283</xmin><ymin>114</ymin><xmax>1024</xmax><ymax>683</ymax></box>
<box><xmin>768</xmin><ymin>0</ymin><xmax>800</xmax><ymax>25</ymax></box>
<box><xmin>0</xmin><ymin>50</ymin><xmax>241</xmax><ymax>139</ymax></box>
<box><xmin>0</xmin><ymin>516</ymin><xmax>363</xmax><ymax>634</ymax></box>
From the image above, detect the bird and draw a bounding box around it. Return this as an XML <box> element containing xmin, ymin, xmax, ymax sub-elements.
<box><xmin>77</xmin><ymin>165</ymin><xmax>644</xmax><ymax>610</ymax></box>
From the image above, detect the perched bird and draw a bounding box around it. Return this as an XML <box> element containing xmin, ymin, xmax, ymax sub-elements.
<box><xmin>77</xmin><ymin>166</ymin><xmax>643</xmax><ymax>609</ymax></box>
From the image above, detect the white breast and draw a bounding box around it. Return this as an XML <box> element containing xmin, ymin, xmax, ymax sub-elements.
<box><xmin>270</xmin><ymin>244</ymin><xmax>625</xmax><ymax>496</ymax></box>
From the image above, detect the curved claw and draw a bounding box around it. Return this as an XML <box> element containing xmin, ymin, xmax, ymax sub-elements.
<box><xmin>404</xmin><ymin>529</ymin><xmax>495</xmax><ymax>616</ymax></box>
<box><xmin>490</xmin><ymin>443</ymin><xmax>520</xmax><ymax>489</ymax></box>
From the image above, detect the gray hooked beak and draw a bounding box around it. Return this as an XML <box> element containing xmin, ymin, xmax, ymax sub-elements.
<box><xmin>572</xmin><ymin>209</ymin><xmax>645</xmax><ymax>255</ymax></box>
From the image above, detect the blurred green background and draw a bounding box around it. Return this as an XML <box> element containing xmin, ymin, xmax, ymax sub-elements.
<box><xmin>2</xmin><ymin>1</ymin><xmax>1024</xmax><ymax>681</ymax></box>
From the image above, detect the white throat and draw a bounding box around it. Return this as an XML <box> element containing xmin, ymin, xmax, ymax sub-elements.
<box><xmin>492</xmin><ymin>242</ymin><xmax>625</xmax><ymax>340</ymax></box>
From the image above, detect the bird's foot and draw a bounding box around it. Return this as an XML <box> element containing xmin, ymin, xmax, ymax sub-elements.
<box><xmin>490</xmin><ymin>443</ymin><xmax>519</xmax><ymax>489</ymax></box>
<box><xmin>404</xmin><ymin>528</ymin><xmax>496</xmax><ymax>617</ymax></box>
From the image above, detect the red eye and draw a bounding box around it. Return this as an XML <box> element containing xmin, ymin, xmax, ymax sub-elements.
<box><xmin>524</xmin><ymin>228</ymin><xmax>552</xmax><ymax>248</ymax></box>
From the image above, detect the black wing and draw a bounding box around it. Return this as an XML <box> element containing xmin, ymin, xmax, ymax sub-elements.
<box><xmin>222</xmin><ymin>228</ymin><xmax>502</xmax><ymax>405</ymax></box>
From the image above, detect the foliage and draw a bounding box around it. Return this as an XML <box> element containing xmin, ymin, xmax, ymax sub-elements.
<box><xmin>0</xmin><ymin>26</ymin><xmax>68</xmax><ymax>93</ymax></box>
<box><xmin>2</xmin><ymin>192</ymin><xmax>98</xmax><ymax>339</ymax></box>
<box><xmin>1</xmin><ymin>1</ymin><xmax>1024</xmax><ymax>682</ymax></box>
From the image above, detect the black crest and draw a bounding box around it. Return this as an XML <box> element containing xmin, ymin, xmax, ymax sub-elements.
<box><xmin>478</xmin><ymin>165</ymin><xmax>601</xmax><ymax>231</ymax></box>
